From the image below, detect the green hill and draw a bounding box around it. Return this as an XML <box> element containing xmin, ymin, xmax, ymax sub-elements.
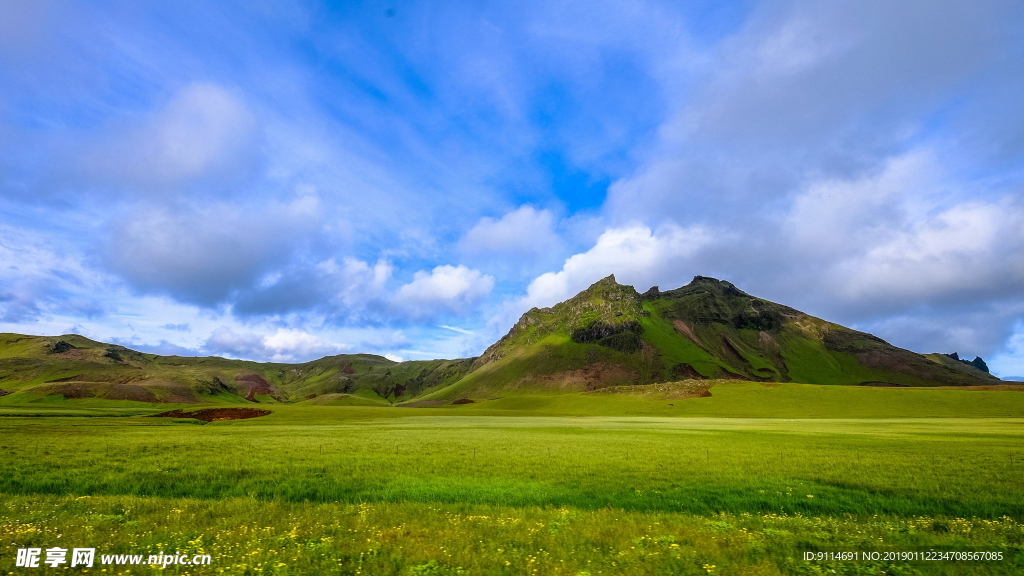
<box><xmin>0</xmin><ymin>275</ymin><xmax>999</xmax><ymax>406</ymax></box>
<box><xmin>0</xmin><ymin>332</ymin><xmax>472</xmax><ymax>405</ymax></box>
<box><xmin>417</xmin><ymin>275</ymin><xmax>998</xmax><ymax>401</ymax></box>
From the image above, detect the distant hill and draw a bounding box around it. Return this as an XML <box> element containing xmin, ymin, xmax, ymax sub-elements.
<box><xmin>0</xmin><ymin>333</ymin><xmax>471</xmax><ymax>405</ymax></box>
<box><xmin>0</xmin><ymin>275</ymin><xmax>999</xmax><ymax>406</ymax></box>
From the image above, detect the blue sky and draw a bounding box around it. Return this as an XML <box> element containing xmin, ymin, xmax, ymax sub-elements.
<box><xmin>3</xmin><ymin>0</ymin><xmax>1024</xmax><ymax>377</ymax></box>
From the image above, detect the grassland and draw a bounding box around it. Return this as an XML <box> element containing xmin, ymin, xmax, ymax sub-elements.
<box><xmin>2</xmin><ymin>385</ymin><xmax>1024</xmax><ymax>575</ymax></box>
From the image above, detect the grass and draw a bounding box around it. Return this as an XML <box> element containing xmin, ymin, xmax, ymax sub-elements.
<box><xmin>1</xmin><ymin>386</ymin><xmax>1023</xmax><ymax>574</ymax></box>
<box><xmin>434</xmin><ymin>380</ymin><xmax>1024</xmax><ymax>418</ymax></box>
<box><xmin>0</xmin><ymin>393</ymin><xmax>1019</xmax><ymax>573</ymax></box>
<box><xmin>3</xmin><ymin>408</ymin><xmax>1023</xmax><ymax>516</ymax></box>
<box><xmin>3</xmin><ymin>494</ymin><xmax>1022</xmax><ymax>576</ymax></box>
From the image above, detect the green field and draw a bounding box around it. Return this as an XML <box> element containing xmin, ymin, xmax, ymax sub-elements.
<box><xmin>2</xmin><ymin>384</ymin><xmax>1024</xmax><ymax>574</ymax></box>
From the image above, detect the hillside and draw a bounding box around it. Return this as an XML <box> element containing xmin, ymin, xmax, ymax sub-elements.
<box><xmin>0</xmin><ymin>275</ymin><xmax>999</xmax><ymax>406</ymax></box>
<box><xmin>417</xmin><ymin>275</ymin><xmax>998</xmax><ymax>400</ymax></box>
<box><xmin>0</xmin><ymin>333</ymin><xmax>471</xmax><ymax>405</ymax></box>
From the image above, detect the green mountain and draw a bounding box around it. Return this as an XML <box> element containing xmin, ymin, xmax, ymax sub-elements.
<box><xmin>417</xmin><ymin>275</ymin><xmax>998</xmax><ymax>400</ymax></box>
<box><xmin>0</xmin><ymin>275</ymin><xmax>998</xmax><ymax>406</ymax></box>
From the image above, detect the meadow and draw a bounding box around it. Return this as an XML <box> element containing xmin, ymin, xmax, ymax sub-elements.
<box><xmin>2</xmin><ymin>383</ymin><xmax>1024</xmax><ymax>574</ymax></box>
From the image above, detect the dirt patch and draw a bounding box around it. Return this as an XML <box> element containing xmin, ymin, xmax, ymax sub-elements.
<box><xmin>30</xmin><ymin>380</ymin><xmax>201</xmax><ymax>403</ymax></box>
<box><xmin>854</xmin><ymin>350</ymin><xmax>915</xmax><ymax>374</ymax></box>
<box><xmin>399</xmin><ymin>400</ymin><xmax>449</xmax><ymax>407</ymax></box>
<box><xmin>672</xmin><ymin>320</ymin><xmax>707</xmax><ymax>351</ymax></box>
<box><xmin>143</xmin><ymin>380</ymin><xmax>200</xmax><ymax>403</ymax></box>
<box><xmin>55</xmin><ymin>349</ymin><xmax>89</xmax><ymax>360</ymax></box>
<box><xmin>589</xmin><ymin>380</ymin><xmax>713</xmax><ymax>399</ymax></box>
<box><xmin>150</xmin><ymin>408</ymin><xmax>272</xmax><ymax>422</ymax></box>
<box><xmin>452</xmin><ymin>398</ymin><xmax>475</xmax><ymax>404</ymax></box>
<box><xmin>758</xmin><ymin>331</ymin><xmax>779</xmax><ymax>349</ymax></box>
<box><xmin>528</xmin><ymin>362</ymin><xmax>638</xmax><ymax>392</ymax></box>
<box><xmin>104</xmin><ymin>384</ymin><xmax>162</xmax><ymax>402</ymax></box>
<box><xmin>859</xmin><ymin>381</ymin><xmax>909</xmax><ymax>387</ymax></box>
<box><xmin>0</xmin><ymin>389</ymin><xmax>10</xmax><ymax>397</ymax></box>
<box><xmin>234</xmin><ymin>373</ymin><xmax>284</xmax><ymax>402</ymax></box>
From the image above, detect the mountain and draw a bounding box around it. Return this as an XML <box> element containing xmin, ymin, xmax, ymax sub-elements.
<box><xmin>416</xmin><ymin>275</ymin><xmax>998</xmax><ymax>400</ymax></box>
<box><xmin>0</xmin><ymin>275</ymin><xmax>999</xmax><ymax>406</ymax></box>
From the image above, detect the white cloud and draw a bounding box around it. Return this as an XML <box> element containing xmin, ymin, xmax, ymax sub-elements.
<box><xmin>232</xmin><ymin>256</ymin><xmax>392</xmax><ymax>320</ymax></box>
<box><xmin>787</xmin><ymin>151</ymin><xmax>937</xmax><ymax>257</ymax></box>
<box><xmin>391</xmin><ymin>265</ymin><xmax>495</xmax><ymax>320</ymax></box>
<box><xmin>834</xmin><ymin>201</ymin><xmax>1024</xmax><ymax>304</ymax></box>
<box><xmin>106</xmin><ymin>192</ymin><xmax>321</xmax><ymax>305</ymax></box>
<box><xmin>383</xmin><ymin>353</ymin><xmax>404</xmax><ymax>362</ymax></box>
<box><xmin>478</xmin><ymin>223</ymin><xmax>713</xmax><ymax>349</ymax></box>
<box><xmin>458</xmin><ymin>205</ymin><xmax>561</xmax><ymax>257</ymax></box>
<box><xmin>778</xmin><ymin>150</ymin><xmax>1024</xmax><ymax>310</ymax></box>
<box><xmin>520</xmin><ymin>224</ymin><xmax>712</xmax><ymax>309</ymax></box>
<box><xmin>84</xmin><ymin>83</ymin><xmax>259</xmax><ymax>189</ymax></box>
<box><xmin>323</xmin><ymin>257</ymin><xmax>393</xmax><ymax>307</ymax></box>
<box><xmin>205</xmin><ymin>326</ymin><xmax>348</xmax><ymax>363</ymax></box>
<box><xmin>439</xmin><ymin>325</ymin><xmax>475</xmax><ymax>335</ymax></box>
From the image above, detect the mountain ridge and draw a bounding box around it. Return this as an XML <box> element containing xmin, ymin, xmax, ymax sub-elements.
<box><xmin>0</xmin><ymin>275</ymin><xmax>999</xmax><ymax>406</ymax></box>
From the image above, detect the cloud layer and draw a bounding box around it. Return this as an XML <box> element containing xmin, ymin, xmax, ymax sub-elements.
<box><xmin>1</xmin><ymin>0</ymin><xmax>1023</xmax><ymax>373</ymax></box>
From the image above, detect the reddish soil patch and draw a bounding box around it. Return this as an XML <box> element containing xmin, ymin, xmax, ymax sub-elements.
<box><xmin>758</xmin><ymin>330</ymin><xmax>780</xmax><ymax>349</ymax></box>
<box><xmin>104</xmin><ymin>384</ymin><xmax>161</xmax><ymax>402</ymax></box>
<box><xmin>150</xmin><ymin>408</ymin><xmax>272</xmax><ymax>422</ymax></box>
<box><xmin>529</xmin><ymin>362</ymin><xmax>638</xmax><ymax>391</ymax></box>
<box><xmin>589</xmin><ymin>380</ymin><xmax>713</xmax><ymax>399</ymax></box>
<box><xmin>33</xmin><ymin>380</ymin><xmax>201</xmax><ymax>403</ymax></box>
<box><xmin>855</xmin><ymin>350</ymin><xmax>915</xmax><ymax>373</ymax></box>
<box><xmin>399</xmin><ymin>400</ymin><xmax>448</xmax><ymax>407</ymax></box>
<box><xmin>234</xmin><ymin>373</ymin><xmax>284</xmax><ymax>402</ymax></box>
<box><xmin>672</xmin><ymin>320</ymin><xmax>708</xmax><ymax>351</ymax></box>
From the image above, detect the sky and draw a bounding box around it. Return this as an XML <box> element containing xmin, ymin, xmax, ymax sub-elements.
<box><xmin>2</xmin><ymin>0</ymin><xmax>1024</xmax><ymax>377</ymax></box>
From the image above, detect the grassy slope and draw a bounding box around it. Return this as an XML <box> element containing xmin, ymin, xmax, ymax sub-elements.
<box><xmin>5</xmin><ymin>379</ymin><xmax>1022</xmax><ymax>419</ymax></box>
<box><xmin>420</xmin><ymin>280</ymin><xmax>997</xmax><ymax>404</ymax></box>
<box><xmin>0</xmin><ymin>333</ymin><xmax>472</xmax><ymax>405</ymax></box>
<box><xmin>0</xmin><ymin>275</ymin><xmax>1000</xmax><ymax>409</ymax></box>
<box><xmin>420</xmin><ymin>381</ymin><xmax>1024</xmax><ymax>418</ymax></box>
